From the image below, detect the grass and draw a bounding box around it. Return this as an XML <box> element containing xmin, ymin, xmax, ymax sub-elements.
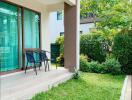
<box><xmin>32</xmin><ymin>72</ymin><xmax>125</xmax><ymax>100</ymax></box>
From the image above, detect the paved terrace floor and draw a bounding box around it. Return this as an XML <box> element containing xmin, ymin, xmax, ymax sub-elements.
<box><xmin>0</xmin><ymin>67</ymin><xmax>73</xmax><ymax>100</ymax></box>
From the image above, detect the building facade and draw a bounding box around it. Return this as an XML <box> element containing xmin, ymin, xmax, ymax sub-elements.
<box><xmin>49</xmin><ymin>11</ymin><xmax>95</xmax><ymax>43</ymax></box>
<box><xmin>0</xmin><ymin>0</ymin><xmax>80</xmax><ymax>73</ymax></box>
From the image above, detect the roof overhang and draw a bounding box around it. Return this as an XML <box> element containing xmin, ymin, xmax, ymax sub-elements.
<box><xmin>35</xmin><ymin>0</ymin><xmax>76</xmax><ymax>6</ymax></box>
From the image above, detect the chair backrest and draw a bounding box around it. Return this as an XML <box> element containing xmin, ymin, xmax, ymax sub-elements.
<box><xmin>25</xmin><ymin>51</ymin><xmax>35</xmax><ymax>63</ymax></box>
<box><xmin>39</xmin><ymin>50</ymin><xmax>48</xmax><ymax>61</ymax></box>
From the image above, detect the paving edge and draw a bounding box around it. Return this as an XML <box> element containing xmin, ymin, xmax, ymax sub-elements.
<box><xmin>27</xmin><ymin>73</ymin><xmax>74</xmax><ymax>100</ymax></box>
<box><xmin>120</xmin><ymin>76</ymin><xmax>128</xmax><ymax>100</ymax></box>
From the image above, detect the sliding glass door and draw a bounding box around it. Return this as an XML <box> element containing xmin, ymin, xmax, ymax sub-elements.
<box><xmin>23</xmin><ymin>9</ymin><xmax>40</xmax><ymax>66</ymax></box>
<box><xmin>0</xmin><ymin>1</ymin><xmax>40</xmax><ymax>72</ymax></box>
<box><xmin>24</xmin><ymin>9</ymin><xmax>40</xmax><ymax>49</ymax></box>
<box><xmin>0</xmin><ymin>2</ymin><xmax>19</xmax><ymax>71</ymax></box>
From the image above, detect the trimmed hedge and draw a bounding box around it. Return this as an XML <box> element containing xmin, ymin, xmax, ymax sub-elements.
<box><xmin>80</xmin><ymin>33</ymin><xmax>108</xmax><ymax>63</ymax></box>
<box><xmin>102</xmin><ymin>57</ymin><xmax>122</xmax><ymax>75</ymax></box>
<box><xmin>112</xmin><ymin>30</ymin><xmax>132</xmax><ymax>74</ymax></box>
<box><xmin>80</xmin><ymin>55</ymin><xmax>122</xmax><ymax>75</ymax></box>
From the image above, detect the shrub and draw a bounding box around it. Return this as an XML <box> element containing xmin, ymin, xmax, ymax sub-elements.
<box><xmin>55</xmin><ymin>36</ymin><xmax>64</xmax><ymax>54</ymax></box>
<box><xmin>80</xmin><ymin>55</ymin><xmax>105</xmax><ymax>73</ymax></box>
<box><xmin>87</xmin><ymin>61</ymin><xmax>104</xmax><ymax>73</ymax></box>
<box><xmin>80</xmin><ymin>33</ymin><xmax>108</xmax><ymax>63</ymax></box>
<box><xmin>55</xmin><ymin>36</ymin><xmax>64</xmax><ymax>66</ymax></box>
<box><xmin>103</xmin><ymin>57</ymin><xmax>122</xmax><ymax>75</ymax></box>
<box><xmin>73</xmin><ymin>69</ymin><xmax>80</xmax><ymax>79</ymax></box>
<box><xmin>80</xmin><ymin>54</ymin><xmax>89</xmax><ymax>72</ymax></box>
<box><xmin>80</xmin><ymin>55</ymin><xmax>122</xmax><ymax>75</ymax></box>
<box><xmin>56</xmin><ymin>53</ymin><xmax>64</xmax><ymax>66</ymax></box>
<box><xmin>112</xmin><ymin>30</ymin><xmax>132</xmax><ymax>74</ymax></box>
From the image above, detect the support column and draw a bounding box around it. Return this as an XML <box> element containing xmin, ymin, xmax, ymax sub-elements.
<box><xmin>64</xmin><ymin>0</ymin><xmax>80</xmax><ymax>72</ymax></box>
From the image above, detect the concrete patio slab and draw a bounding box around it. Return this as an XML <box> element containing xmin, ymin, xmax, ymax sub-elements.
<box><xmin>0</xmin><ymin>67</ymin><xmax>73</xmax><ymax>100</ymax></box>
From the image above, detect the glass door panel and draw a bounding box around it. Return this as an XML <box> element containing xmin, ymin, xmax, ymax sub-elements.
<box><xmin>24</xmin><ymin>9</ymin><xmax>40</xmax><ymax>49</ymax></box>
<box><xmin>24</xmin><ymin>9</ymin><xmax>40</xmax><ymax>66</ymax></box>
<box><xmin>0</xmin><ymin>2</ymin><xmax>19</xmax><ymax>71</ymax></box>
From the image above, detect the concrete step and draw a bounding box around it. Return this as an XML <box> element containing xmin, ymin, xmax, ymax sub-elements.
<box><xmin>1</xmin><ymin>68</ymin><xmax>73</xmax><ymax>100</ymax></box>
<box><xmin>1</xmin><ymin>68</ymin><xmax>69</xmax><ymax>89</ymax></box>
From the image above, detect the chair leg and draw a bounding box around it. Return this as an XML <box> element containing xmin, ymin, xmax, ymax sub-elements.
<box><xmin>44</xmin><ymin>61</ymin><xmax>47</xmax><ymax>72</ymax></box>
<box><xmin>39</xmin><ymin>62</ymin><xmax>41</xmax><ymax>70</ymax></box>
<box><xmin>34</xmin><ymin>63</ymin><xmax>37</xmax><ymax>75</ymax></box>
<box><xmin>47</xmin><ymin>61</ymin><xmax>50</xmax><ymax>71</ymax></box>
<box><xmin>25</xmin><ymin>62</ymin><xmax>28</xmax><ymax>74</ymax></box>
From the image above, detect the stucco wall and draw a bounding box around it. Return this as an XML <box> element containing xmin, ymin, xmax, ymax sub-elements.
<box><xmin>50</xmin><ymin>12</ymin><xmax>64</xmax><ymax>43</ymax></box>
<box><xmin>80</xmin><ymin>23</ymin><xmax>95</xmax><ymax>34</ymax></box>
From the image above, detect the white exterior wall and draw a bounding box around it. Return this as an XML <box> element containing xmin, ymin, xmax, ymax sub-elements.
<box><xmin>49</xmin><ymin>12</ymin><xmax>64</xmax><ymax>43</ymax></box>
<box><xmin>80</xmin><ymin>23</ymin><xmax>95</xmax><ymax>34</ymax></box>
<box><xmin>49</xmin><ymin>15</ymin><xmax>95</xmax><ymax>43</ymax></box>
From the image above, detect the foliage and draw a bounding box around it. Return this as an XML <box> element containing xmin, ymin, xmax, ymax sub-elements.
<box><xmin>55</xmin><ymin>36</ymin><xmax>64</xmax><ymax>54</ymax></box>
<box><xmin>87</xmin><ymin>61</ymin><xmax>104</xmax><ymax>73</ymax></box>
<box><xmin>80</xmin><ymin>54</ymin><xmax>89</xmax><ymax>71</ymax></box>
<box><xmin>102</xmin><ymin>57</ymin><xmax>122</xmax><ymax>75</ymax></box>
<box><xmin>98</xmin><ymin>0</ymin><xmax>132</xmax><ymax>30</ymax></box>
<box><xmin>55</xmin><ymin>36</ymin><xmax>64</xmax><ymax>66</ymax></box>
<box><xmin>112</xmin><ymin>30</ymin><xmax>132</xmax><ymax>74</ymax></box>
<box><xmin>73</xmin><ymin>69</ymin><xmax>80</xmax><ymax>79</ymax></box>
<box><xmin>56</xmin><ymin>53</ymin><xmax>64</xmax><ymax>66</ymax></box>
<box><xmin>80</xmin><ymin>54</ymin><xmax>122</xmax><ymax>75</ymax></box>
<box><xmin>80</xmin><ymin>33</ymin><xmax>107</xmax><ymax>62</ymax></box>
<box><xmin>80</xmin><ymin>0</ymin><xmax>120</xmax><ymax>26</ymax></box>
<box><xmin>32</xmin><ymin>72</ymin><xmax>125</xmax><ymax>100</ymax></box>
<box><xmin>81</xmin><ymin>0</ymin><xmax>132</xmax><ymax>37</ymax></box>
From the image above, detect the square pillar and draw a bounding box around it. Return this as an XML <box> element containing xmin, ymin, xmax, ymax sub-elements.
<box><xmin>64</xmin><ymin>0</ymin><xmax>80</xmax><ymax>72</ymax></box>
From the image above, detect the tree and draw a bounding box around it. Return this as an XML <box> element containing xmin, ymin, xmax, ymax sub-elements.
<box><xmin>80</xmin><ymin>0</ymin><xmax>132</xmax><ymax>31</ymax></box>
<box><xmin>98</xmin><ymin>0</ymin><xmax>132</xmax><ymax>30</ymax></box>
<box><xmin>80</xmin><ymin>0</ymin><xmax>120</xmax><ymax>27</ymax></box>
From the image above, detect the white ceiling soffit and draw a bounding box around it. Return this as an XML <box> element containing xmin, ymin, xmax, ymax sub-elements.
<box><xmin>64</xmin><ymin>0</ymin><xmax>76</xmax><ymax>6</ymax></box>
<box><xmin>35</xmin><ymin>0</ymin><xmax>76</xmax><ymax>6</ymax></box>
<box><xmin>35</xmin><ymin>0</ymin><xmax>63</xmax><ymax>5</ymax></box>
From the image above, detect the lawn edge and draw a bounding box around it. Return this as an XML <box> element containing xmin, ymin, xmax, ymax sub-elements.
<box><xmin>120</xmin><ymin>75</ymin><xmax>128</xmax><ymax>100</ymax></box>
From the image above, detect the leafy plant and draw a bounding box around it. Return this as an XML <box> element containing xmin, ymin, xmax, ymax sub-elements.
<box><xmin>80</xmin><ymin>54</ymin><xmax>89</xmax><ymax>72</ymax></box>
<box><xmin>112</xmin><ymin>30</ymin><xmax>132</xmax><ymax>74</ymax></box>
<box><xmin>102</xmin><ymin>57</ymin><xmax>122</xmax><ymax>75</ymax></box>
<box><xmin>73</xmin><ymin>69</ymin><xmax>80</xmax><ymax>79</ymax></box>
<box><xmin>80</xmin><ymin>33</ymin><xmax>107</xmax><ymax>63</ymax></box>
<box><xmin>55</xmin><ymin>36</ymin><xmax>64</xmax><ymax>54</ymax></box>
<box><xmin>56</xmin><ymin>53</ymin><xmax>64</xmax><ymax>66</ymax></box>
<box><xmin>87</xmin><ymin>61</ymin><xmax>104</xmax><ymax>73</ymax></box>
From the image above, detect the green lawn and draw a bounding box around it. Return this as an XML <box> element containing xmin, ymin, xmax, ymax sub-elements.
<box><xmin>32</xmin><ymin>72</ymin><xmax>125</xmax><ymax>100</ymax></box>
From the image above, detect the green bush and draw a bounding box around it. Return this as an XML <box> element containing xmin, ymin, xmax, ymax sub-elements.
<box><xmin>87</xmin><ymin>61</ymin><xmax>104</xmax><ymax>73</ymax></box>
<box><xmin>112</xmin><ymin>30</ymin><xmax>132</xmax><ymax>74</ymax></box>
<box><xmin>80</xmin><ymin>33</ymin><xmax>107</xmax><ymax>63</ymax></box>
<box><xmin>80</xmin><ymin>54</ymin><xmax>89</xmax><ymax>72</ymax></box>
<box><xmin>102</xmin><ymin>57</ymin><xmax>122</xmax><ymax>75</ymax></box>
<box><xmin>80</xmin><ymin>55</ymin><xmax>122</xmax><ymax>75</ymax></box>
<box><xmin>80</xmin><ymin>54</ymin><xmax>104</xmax><ymax>73</ymax></box>
<box><xmin>56</xmin><ymin>53</ymin><xmax>64</xmax><ymax>66</ymax></box>
<box><xmin>55</xmin><ymin>36</ymin><xmax>64</xmax><ymax>54</ymax></box>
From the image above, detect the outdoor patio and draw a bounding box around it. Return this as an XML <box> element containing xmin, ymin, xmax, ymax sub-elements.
<box><xmin>0</xmin><ymin>67</ymin><xmax>73</xmax><ymax>100</ymax></box>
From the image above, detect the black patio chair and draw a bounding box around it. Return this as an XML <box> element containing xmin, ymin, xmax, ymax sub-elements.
<box><xmin>39</xmin><ymin>50</ymin><xmax>57</xmax><ymax>72</ymax></box>
<box><xmin>25</xmin><ymin>51</ymin><xmax>41</xmax><ymax>75</ymax></box>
